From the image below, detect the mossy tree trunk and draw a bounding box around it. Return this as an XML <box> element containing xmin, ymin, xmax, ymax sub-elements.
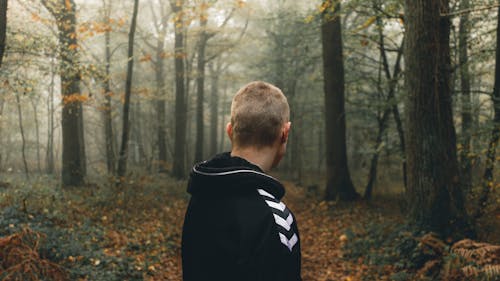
<box><xmin>42</xmin><ymin>0</ymin><xmax>86</xmax><ymax>187</ymax></box>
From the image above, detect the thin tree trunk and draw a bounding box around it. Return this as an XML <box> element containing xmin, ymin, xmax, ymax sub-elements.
<box><xmin>16</xmin><ymin>94</ymin><xmax>29</xmax><ymax>178</ymax></box>
<box><xmin>132</xmin><ymin>102</ymin><xmax>147</xmax><ymax>166</ymax></box>
<box><xmin>459</xmin><ymin>0</ymin><xmax>473</xmax><ymax>192</ymax></box>
<box><xmin>117</xmin><ymin>0</ymin><xmax>139</xmax><ymax>179</ymax></box>
<box><xmin>46</xmin><ymin>57</ymin><xmax>55</xmax><ymax>174</ymax></box>
<box><xmin>0</xmin><ymin>98</ymin><xmax>4</xmax><ymax>171</ymax></box>
<box><xmin>0</xmin><ymin>0</ymin><xmax>6</xmax><ymax>68</ymax></box>
<box><xmin>194</xmin><ymin>9</ymin><xmax>208</xmax><ymax>163</ymax></box>
<box><xmin>208</xmin><ymin>62</ymin><xmax>219</xmax><ymax>157</ymax></box>
<box><xmin>103</xmin><ymin>2</ymin><xmax>116</xmax><ymax>174</ymax></box>
<box><xmin>156</xmin><ymin>33</ymin><xmax>168</xmax><ymax>172</ymax></box>
<box><xmin>392</xmin><ymin>100</ymin><xmax>407</xmax><ymax>190</ymax></box>
<box><xmin>171</xmin><ymin>0</ymin><xmax>187</xmax><ymax>179</ymax></box>
<box><xmin>364</xmin><ymin>13</ymin><xmax>404</xmax><ymax>199</ymax></box>
<box><xmin>321</xmin><ymin>1</ymin><xmax>359</xmax><ymax>201</ymax></box>
<box><xmin>30</xmin><ymin>99</ymin><xmax>41</xmax><ymax>173</ymax></box>
<box><xmin>475</xmin><ymin>3</ymin><xmax>500</xmax><ymax>219</ymax></box>
<box><xmin>404</xmin><ymin>0</ymin><xmax>474</xmax><ymax>237</ymax></box>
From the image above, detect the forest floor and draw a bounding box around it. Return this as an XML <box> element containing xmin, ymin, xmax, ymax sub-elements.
<box><xmin>0</xmin><ymin>173</ymin><xmax>498</xmax><ymax>281</ymax></box>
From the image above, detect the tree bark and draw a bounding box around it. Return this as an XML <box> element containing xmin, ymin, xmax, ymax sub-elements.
<box><xmin>459</xmin><ymin>0</ymin><xmax>473</xmax><ymax>192</ymax></box>
<box><xmin>149</xmin><ymin>0</ymin><xmax>169</xmax><ymax>172</ymax></box>
<box><xmin>15</xmin><ymin>93</ymin><xmax>29</xmax><ymax>178</ymax></box>
<box><xmin>321</xmin><ymin>0</ymin><xmax>359</xmax><ymax>201</ymax></box>
<box><xmin>171</xmin><ymin>0</ymin><xmax>187</xmax><ymax>179</ymax></box>
<box><xmin>0</xmin><ymin>0</ymin><xmax>6</xmax><ymax>68</ymax></box>
<box><xmin>208</xmin><ymin>62</ymin><xmax>219</xmax><ymax>157</ymax></box>
<box><xmin>475</xmin><ymin>3</ymin><xmax>500</xmax><ymax>219</ymax></box>
<box><xmin>103</xmin><ymin>0</ymin><xmax>116</xmax><ymax>175</ymax></box>
<box><xmin>404</xmin><ymin>0</ymin><xmax>474</xmax><ymax>237</ymax></box>
<box><xmin>156</xmin><ymin>31</ymin><xmax>168</xmax><ymax>172</ymax></box>
<box><xmin>116</xmin><ymin>0</ymin><xmax>139</xmax><ymax>179</ymax></box>
<box><xmin>46</xmin><ymin>57</ymin><xmax>55</xmax><ymax>174</ymax></box>
<box><xmin>42</xmin><ymin>0</ymin><xmax>86</xmax><ymax>187</ymax></box>
<box><xmin>30</xmin><ymin>99</ymin><xmax>41</xmax><ymax>173</ymax></box>
<box><xmin>194</xmin><ymin>7</ymin><xmax>208</xmax><ymax>163</ymax></box>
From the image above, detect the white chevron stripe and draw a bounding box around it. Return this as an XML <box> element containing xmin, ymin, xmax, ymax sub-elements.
<box><xmin>273</xmin><ymin>214</ymin><xmax>291</xmax><ymax>231</ymax></box>
<box><xmin>257</xmin><ymin>189</ymin><xmax>275</xmax><ymax>199</ymax></box>
<box><xmin>279</xmin><ymin>233</ymin><xmax>298</xmax><ymax>251</ymax></box>
<box><xmin>286</xmin><ymin>213</ymin><xmax>293</xmax><ymax>226</ymax></box>
<box><xmin>265</xmin><ymin>200</ymin><xmax>286</xmax><ymax>212</ymax></box>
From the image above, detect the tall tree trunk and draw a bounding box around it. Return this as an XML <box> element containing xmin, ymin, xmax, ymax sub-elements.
<box><xmin>103</xmin><ymin>1</ymin><xmax>116</xmax><ymax>175</ymax></box>
<box><xmin>404</xmin><ymin>0</ymin><xmax>473</xmax><ymax>237</ymax></box>
<box><xmin>131</xmin><ymin>102</ymin><xmax>147</xmax><ymax>167</ymax></box>
<box><xmin>30</xmin><ymin>99</ymin><xmax>41</xmax><ymax>173</ymax></box>
<box><xmin>0</xmin><ymin>0</ymin><xmax>8</xmax><ymax>175</ymax></box>
<box><xmin>475</xmin><ymin>3</ymin><xmax>500</xmax><ymax>219</ymax></box>
<box><xmin>117</xmin><ymin>0</ymin><xmax>139</xmax><ymax>179</ymax></box>
<box><xmin>288</xmin><ymin>82</ymin><xmax>302</xmax><ymax>183</ymax></box>
<box><xmin>0</xmin><ymin>98</ymin><xmax>4</xmax><ymax>171</ymax></box>
<box><xmin>42</xmin><ymin>0</ymin><xmax>86</xmax><ymax>187</ymax></box>
<box><xmin>459</xmin><ymin>0</ymin><xmax>473</xmax><ymax>192</ymax></box>
<box><xmin>156</xmin><ymin>32</ymin><xmax>168</xmax><ymax>172</ymax></box>
<box><xmin>364</xmin><ymin>13</ymin><xmax>404</xmax><ymax>200</ymax></box>
<box><xmin>16</xmin><ymin>94</ymin><xmax>29</xmax><ymax>178</ymax></box>
<box><xmin>321</xmin><ymin>0</ymin><xmax>359</xmax><ymax>201</ymax></box>
<box><xmin>171</xmin><ymin>0</ymin><xmax>187</xmax><ymax>179</ymax></box>
<box><xmin>392</xmin><ymin>99</ymin><xmax>407</xmax><ymax>190</ymax></box>
<box><xmin>194</xmin><ymin>9</ymin><xmax>208</xmax><ymax>163</ymax></box>
<box><xmin>208</xmin><ymin>62</ymin><xmax>219</xmax><ymax>157</ymax></box>
<box><xmin>0</xmin><ymin>0</ymin><xmax>6</xmax><ymax>68</ymax></box>
<box><xmin>46</xmin><ymin>57</ymin><xmax>55</xmax><ymax>174</ymax></box>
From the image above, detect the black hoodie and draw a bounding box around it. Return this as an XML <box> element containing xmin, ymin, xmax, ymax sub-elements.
<box><xmin>182</xmin><ymin>152</ymin><xmax>302</xmax><ymax>281</ymax></box>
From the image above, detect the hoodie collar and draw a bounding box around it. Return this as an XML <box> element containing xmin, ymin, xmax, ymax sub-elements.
<box><xmin>188</xmin><ymin>152</ymin><xmax>285</xmax><ymax>199</ymax></box>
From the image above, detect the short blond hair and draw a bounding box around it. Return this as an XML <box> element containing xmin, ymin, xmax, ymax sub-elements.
<box><xmin>230</xmin><ymin>81</ymin><xmax>290</xmax><ymax>148</ymax></box>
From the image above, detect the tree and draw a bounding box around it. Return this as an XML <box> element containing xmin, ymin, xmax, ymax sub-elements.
<box><xmin>147</xmin><ymin>0</ymin><xmax>171</xmax><ymax>172</ymax></box>
<box><xmin>321</xmin><ymin>0</ymin><xmax>359</xmax><ymax>201</ymax></box>
<box><xmin>15</xmin><ymin>92</ymin><xmax>28</xmax><ymax>178</ymax></box>
<box><xmin>42</xmin><ymin>0</ymin><xmax>86</xmax><ymax>187</ymax></box>
<box><xmin>458</xmin><ymin>0</ymin><xmax>473</xmax><ymax>192</ymax></box>
<box><xmin>171</xmin><ymin>0</ymin><xmax>187</xmax><ymax>179</ymax></box>
<box><xmin>116</xmin><ymin>0</ymin><xmax>140</xmax><ymax>179</ymax></box>
<box><xmin>364</xmin><ymin>7</ymin><xmax>404</xmax><ymax>200</ymax></box>
<box><xmin>0</xmin><ymin>0</ymin><xmax>6</xmax><ymax>68</ymax></box>
<box><xmin>475</xmin><ymin>2</ymin><xmax>500</xmax><ymax>219</ymax></box>
<box><xmin>194</xmin><ymin>1</ymin><xmax>209</xmax><ymax>164</ymax></box>
<box><xmin>404</xmin><ymin>0</ymin><xmax>474</xmax><ymax>237</ymax></box>
<box><xmin>46</xmin><ymin>57</ymin><xmax>56</xmax><ymax>174</ymax></box>
<box><xmin>102</xmin><ymin>0</ymin><xmax>116</xmax><ymax>174</ymax></box>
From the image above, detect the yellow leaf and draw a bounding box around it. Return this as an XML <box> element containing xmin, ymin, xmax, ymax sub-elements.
<box><xmin>140</xmin><ymin>54</ymin><xmax>152</xmax><ymax>62</ymax></box>
<box><xmin>65</xmin><ymin>0</ymin><xmax>72</xmax><ymax>11</ymax></box>
<box><xmin>236</xmin><ymin>0</ymin><xmax>245</xmax><ymax>8</ymax></box>
<box><xmin>304</xmin><ymin>15</ymin><xmax>314</xmax><ymax>24</ymax></box>
<box><xmin>31</xmin><ymin>13</ymin><xmax>41</xmax><ymax>22</ymax></box>
<box><xmin>360</xmin><ymin>16</ymin><xmax>377</xmax><ymax>30</ymax></box>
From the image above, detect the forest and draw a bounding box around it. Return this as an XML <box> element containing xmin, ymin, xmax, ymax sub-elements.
<box><xmin>0</xmin><ymin>0</ymin><xmax>499</xmax><ymax>280</ymax></box>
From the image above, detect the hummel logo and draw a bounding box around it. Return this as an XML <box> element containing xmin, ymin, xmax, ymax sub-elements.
<box><xmin>257</xmin><ymin>189</ymin><xmax>298</xmax><ymax>252</ymax></box>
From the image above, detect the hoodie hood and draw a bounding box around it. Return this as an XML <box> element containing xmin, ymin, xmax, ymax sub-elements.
<box><xmin>188</xmin><ymin>152</ymin><xmax>285</xmax><ymax>199</ymax></box>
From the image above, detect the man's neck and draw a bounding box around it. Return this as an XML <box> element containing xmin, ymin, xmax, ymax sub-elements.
<box><xmin>230</xmin><ymin>146</ymin><xmax>277</xmax><ymax>173</ymax></box>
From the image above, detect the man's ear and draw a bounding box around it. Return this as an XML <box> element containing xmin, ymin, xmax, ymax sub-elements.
<box><xmin>226</xmin><ymin>122</ymin><xmax>233</xmax><ymax>140</ymax></box>
<box><xmin>281</xmin><ymin>122</ymin><xmax>291</xmax><ymax>143</ymax></box>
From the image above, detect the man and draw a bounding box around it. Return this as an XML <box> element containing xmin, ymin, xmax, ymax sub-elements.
<box><xmin>182</xmin><ymin>81</ymin><xmax>302</xmax><ymax>281</ymax></box>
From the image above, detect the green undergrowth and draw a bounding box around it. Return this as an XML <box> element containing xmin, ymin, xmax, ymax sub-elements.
<box><xmin>0</xmin><ymin>173</ymin><xmax>188</xmax><ymax>281</ymax></box>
